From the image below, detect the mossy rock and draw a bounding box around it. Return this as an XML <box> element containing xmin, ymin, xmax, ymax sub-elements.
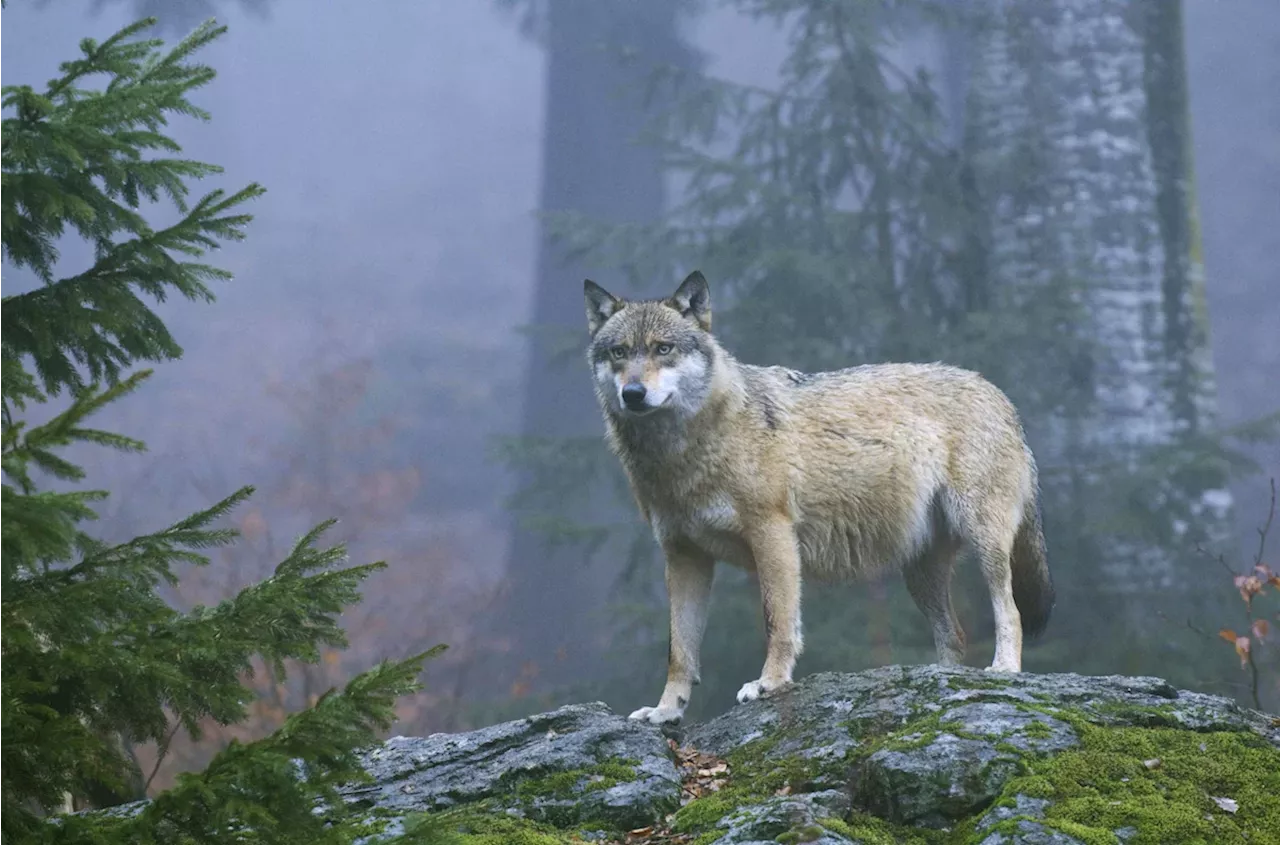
<box><xmin>668</xmin><ymin>666</ymin><xmax>1279</xmax><ymax>844</ymax></box>
<box><xmin>969</xmin><ymin>717</ymin><xmax>1280</xmax><ymax>844</ymax></box>
<box><xmin>339</xmin><ymin>701</ymin><xmax>681</xmax><ymax>832</ymax></box>
<box><xmin>315</xmin><ymin>667</ymin><xmax>1280</xmax><ymax>844</ymax></box>
<box><xmin>849</xmin><ymin>701</ymin><xmax>1078</xmax><ymax>827</ymax></box>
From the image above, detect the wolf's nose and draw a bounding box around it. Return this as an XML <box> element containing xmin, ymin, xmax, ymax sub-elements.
<box><xmin>621</xmin><ymin>383</ymin><xmax>647</xmax><ymax>408</ymax></box>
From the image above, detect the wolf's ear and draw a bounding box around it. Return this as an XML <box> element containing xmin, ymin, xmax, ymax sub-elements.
<box><xmin>584</xmin><ymin>279</ymin><xmax>624</xmax><ymax>336</ymax></box>
<box><xmin>670</xmin><ymin>270</ymin><xmax>711</xmax><ymax>331</ymax></box>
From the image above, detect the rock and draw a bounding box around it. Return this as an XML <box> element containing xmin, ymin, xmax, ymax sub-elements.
<box><xmin>848</xmin><ymin>701</ymin><xmax>1077</xmax><ymax>827</ymax></box>
<box><xmin>338</xmin><ymin>701</ymin><xmax>681</xmax><ymax>831</ymax></box>
<box><xmin>975</xmin><ymin>821</ymin><xmax>1090</xmax><ymax>845</ymax></box>
<box><xmin>71</xmin><ymin>666</ymin><xmax>1280</xmax><ymax>843</ymax></box>
<box><xmin>702</xmin><ymin>790</ymin><xmax>853</xmax><ymax>845</ymax></box>
<box><xmin>972</xmin><ymin>795</ymin><xmax>1089</xmax><ymax>844</ymax></box>
<box><xmin>671</xmin><ymin>666</ymin><xmax>1279</xmax><ymax>844</ymax></box>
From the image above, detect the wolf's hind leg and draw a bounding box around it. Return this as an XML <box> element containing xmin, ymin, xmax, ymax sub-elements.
<box><xmin>967</xmin><ymin>520</ymin><xmax>1023</xmax><ymax>673</ymax></box>
<box><xmin>903</xmin><ymin>537</ymin><xmax>966</xmax><ymax>666</ymax></box>
<box><xmin>948</xmin><ymin>482</ymin><xmax>1025</xmax><ymax>672</ymax></box>
<box><xmin>629</xmin><ymin>545</ymin><xmax>715</xmax><ymax>725</ymax></box>
<box><xmin>977</xmin><ymin>539</ymin><xmax>1022</xmax><ymax>672</ymax></box>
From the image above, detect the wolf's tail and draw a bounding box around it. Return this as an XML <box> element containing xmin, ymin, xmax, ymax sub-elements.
<box><xmin>1011</xmin><ymin>489</ymin><xmax>1055</xmax><ymax>638</ymax></box>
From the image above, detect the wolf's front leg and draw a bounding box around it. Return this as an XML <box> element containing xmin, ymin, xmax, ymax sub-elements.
<box><xmin>736</xmin><ymin>518</ymin><xmax>803</xmax><ymax>703</ymax></box>
<box><xmin>629</xmin><ymin>546</ymin><xmax>715</xmax><ymax>725</ymax></box>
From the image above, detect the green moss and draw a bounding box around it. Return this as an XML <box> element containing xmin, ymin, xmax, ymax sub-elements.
<box><xmin>880</xmin><ymin>729</ymin><xmax>942</xmax><ymax>752</ymax></box>
<box><xmin>672</xmin><ymin>710</ymin><xmax>960</xmax><ymax>841</ymax></box>
<box><xmin>475</xmin><ymin>758</ymin><xmax>660</xmax><ymax>832</ymax></box>
<box><xmin>1090</xmin><ymin>701</ymin><xmax>1179</xmax><ymax>723</ymax></box>
<box><xmin>691</xmin><ymin>830</ymin><xmax>728</xmax><ymax>845</ymax></box>
<box><xmin>1040</xmin><ymin>817</ymin><xmax>1118</xmax><ymax>845</ymax></box>
<box><xmin>815</xmin><ymin>817</ymin><xmax>856</xmax><ymax>839</ymax></box>
<box><xmin>511</xmin><ymin>758</ymin><xmax>640</xmax><ymax>801</ymax></box>
<box><xmin>1009</xmin><ymin>774</ymin><xmax>1055</xmax><ymax>799</ymax></box>
<box><xmin>986</xmin><ymin>719</ymin><xmax>1280</xmax><ymax>845</ymax></box>
<box><xmin>432</xmin><ymin>806</ymin><xmax>591</xmax><ymax>844</ymax></box>
<box><xmin>818</xmin><ymin>812</ymin><xmax>945</xmax><ymax>845</ymax></box>
<box><xmin>945</xmin><ymin>675</ymin><xmax>1011</xmax><ymax>692</ymax></box>
<box><xmin>776</xmin><ymin>823</ymin><xmax>825</xmax><ymax>842</ymax></box>
<box><xmin>670</xmin><ymin>724</ymin><xmax>840</xmax><ymax>835</ymax></box>
<box><xmin>1021</xmin><ymin>719</ymin><xmax>1054</xmax><ymax>739</ymax></box>
<box><xmin>845</xmin><ymin>710</ymin><xmax>992</xmax><ymax>767</ymax></box>
<box><xmin>977</xmin><ymin>815</ymin><xmax>1112</xmax><ymax>845</ymax></box>
<box><xmin>439</xmin><ymin>698</ymin><xmax>1276</xmax><ymax>845</ymax></box>
<box><xmin>671</xmin><ymin>792</ymin><xmax>739</xmax><ymax>833</ymax></box>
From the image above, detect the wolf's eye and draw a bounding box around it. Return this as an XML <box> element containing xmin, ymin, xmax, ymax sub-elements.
<box><xmin>609</xmin><ymin>345</ymin><xmax>628</xmax><ymax>359</ymax></box>
<box><xmin>654</xmin><ymin>342</ymin><xmax>674</xmax><ymax>355</ymax></box>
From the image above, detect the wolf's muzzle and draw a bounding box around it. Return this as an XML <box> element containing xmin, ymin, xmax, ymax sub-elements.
<box><xmin>621</xmin><ymin>382</ymin><xmax>648</xmax><ymax>410</ymax></box>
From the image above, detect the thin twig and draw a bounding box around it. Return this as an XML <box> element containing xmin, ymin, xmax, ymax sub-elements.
<box><xmin>1240</xmin><ymin>478</ymin><xmax>1275</xmax><ymax>710</ymax></box>
<box><xmin>144</xmin><ymin>721</ymin><xmax>182</xmax><ymax>793</ymax></box>
<box><xmin>1252</xmin><ymin>478</ymin><xmax>1275</xmax><ymax>568</ymax></box>
<box><xmin>1247</xmin><ymin>652</ymin><xmax>1261</xmax><ymax>710</ymax></box>
<box><xmin>1190</xmin><ymin>478</ymin><xmax>1277</xmax><ymax>711</ymax></box>
<box><xmin>1184</xmin><ymin>617</ymin><xmax>1211</xmax><ymax>639</ymax></box>
<box><xmin>1192</xmin><ymin>539</ymin><xmax>1237</xmax><ymax>578</ymax></box>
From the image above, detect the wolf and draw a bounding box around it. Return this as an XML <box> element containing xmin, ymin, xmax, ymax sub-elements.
<box><xmin>582</xmin><ymin>271</ymin><xmax>1055</xmax><ymax>725</ymax></box>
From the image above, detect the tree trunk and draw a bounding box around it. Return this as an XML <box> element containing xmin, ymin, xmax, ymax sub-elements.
<box><xmin>492</xmin><ymin>0</ymin><xmax>694</xmax><ymax>697</ymax></box>
<box><xmin>963</xmin><ymin>0</ymin><xmax>1230</xmax><ymax>629</ymax></box>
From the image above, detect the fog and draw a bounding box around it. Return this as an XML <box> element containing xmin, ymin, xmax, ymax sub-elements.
<box><xmin>3</xmin><ymin>0</ymin><xmax>1277</xmax><ymax>791</ymax></box>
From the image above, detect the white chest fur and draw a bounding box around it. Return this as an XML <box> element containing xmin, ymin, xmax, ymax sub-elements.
<box><xmin>651</xmin><ymin>495</ymin><xmax>753</xmax><ymax>567</ymax></box>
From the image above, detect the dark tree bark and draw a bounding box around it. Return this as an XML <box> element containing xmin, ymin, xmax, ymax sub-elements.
<box><xmin>493</xmin><ymin>0</ymin><xmax>696</xmax><ymax>697</ymax></box>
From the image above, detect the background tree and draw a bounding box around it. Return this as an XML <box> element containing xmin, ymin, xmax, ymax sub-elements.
<box><xmin>1</xmin><ymin>17</ymin><xmax>445</xmax><ymax>841</ymax></box>
<box><xmin>959</xmin><ymin>0</ymin><xmax>1265</xmax><ymax>679</ymax></box>
<box><xmin>490</xmin><ymin>0</ymin><xmax>701</xmax><ymax>699</ymax></box>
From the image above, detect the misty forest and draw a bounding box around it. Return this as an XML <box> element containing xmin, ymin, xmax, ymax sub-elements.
<box><xmin>3</xmin><ymin>0</ymin><xmax>1279</xmax><ymax>843</ymax></box>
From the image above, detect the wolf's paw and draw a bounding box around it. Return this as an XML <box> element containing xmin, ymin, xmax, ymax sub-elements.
<box><xmin>735</xmin><ymin>677</ymin><xmax>788</xmax><ymax>704</ymax></box>
<box><xmin>984</xmin><ymin>662</ymin><xmax>1020</xmax><ymax>673</ymax></box>
<box><xmin>628</xmin><ymin>705</ymin><xmax>683</xmax><ymax>725</ymax></box>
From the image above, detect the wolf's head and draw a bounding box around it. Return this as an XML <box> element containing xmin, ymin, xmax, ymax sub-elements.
<box><xmin>583</xmin><ymin>271</ymin><xmax>717</xmax><ymax>419</ymax></box>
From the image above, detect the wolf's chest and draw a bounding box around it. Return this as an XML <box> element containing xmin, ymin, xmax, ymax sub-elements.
<box><xmin>650</xmin><ymin>496</ymin><xmax>753</xmax><ymax>566</ymax></box>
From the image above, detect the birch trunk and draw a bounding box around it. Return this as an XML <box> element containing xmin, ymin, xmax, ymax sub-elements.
<box><xmin>964</xmin><ymin>0</ymin><xmax>1230</xmax><ymax>606</ymax></box>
